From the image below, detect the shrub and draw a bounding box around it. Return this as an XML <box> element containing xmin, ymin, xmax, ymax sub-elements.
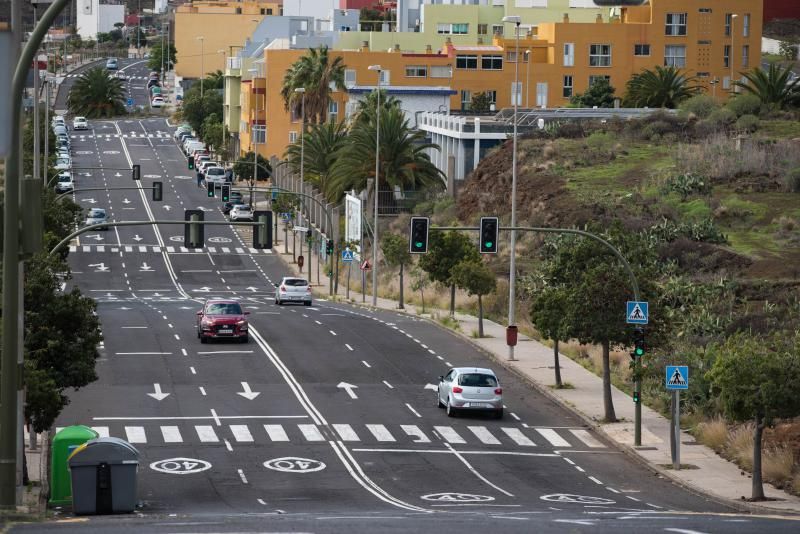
<box><xmin>762</xmin><ymin>446</ymin><xmax>794</xmax><ymax>484</ymax></box>
<box><xmin>735</xmin><ymin>114</ymin><xmax>759</xmax><ymax>133</ymax></box>
<box><xmin>706</xmin><ymin>107</ymin><xmax>737</xmax><ymax>129</ymax></box>
<box><xmin>695</xmin><ymin>417</ymin><xmax>728</xmax><ymax>452</ymax></box>
<box><xmin>679</xmin><ymin>94</ymin><xmax>719</xmax><ymax>119</ymax></box>
<box><xmin>726</xmin><ymin>423</ymin><xmax>754</xmax><ymax>470</ymax></box>
<box><xmin>661</xmin><ymin>172</ymin><xmax>712</xmax><ymax>200</ymax></box>
<box><xmin>726</xmin><ymin>94</ymin><xmax>761</xmax><ymax>117</ymax></box>
<box><xmin>785</xmin><ymin>168</ymin><xmax>800</xmax><ymax>193</ymax></box>
<box><xmin>794</xmin><ymin>473</ymin><xmax>800</xmax><ymax>494</ymax></box>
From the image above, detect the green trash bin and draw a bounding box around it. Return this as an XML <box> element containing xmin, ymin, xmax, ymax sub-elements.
<box><xmin>49</xmin><ymin>425</ymin><xmax>99</xmax><ymax>507</ymax></box>
<box><xmin>68</xmin><ymin>437</ymin><xmax>140</xmax><ymax>515</ymax></box>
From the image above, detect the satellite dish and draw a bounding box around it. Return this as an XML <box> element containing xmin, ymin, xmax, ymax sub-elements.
<box><xmin>592</xmin><ymin>0</ymin><xmax>647</xmax><ymax>6</ymax></box>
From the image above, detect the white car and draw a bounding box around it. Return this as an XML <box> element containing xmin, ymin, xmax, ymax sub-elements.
<box><xmin>151</xmin><ymin>96</ymin><xmax>165</xmax><ymax>108</ymax></box>
<box><xmin>55</xmin><ymin>157</ymin><xmax>71</xmax><ymax>171</ymax></box>
<box><xmin>274</xmin><ymin>277</ymin><xmax>312</xmax><ymax>306</ymax></box>
<box><xmin>437</xmin><ymin>367</ymin><xmax>503</xmax><ymax>419</ymax></box>
<box><xmin>229</xmin><ymin>204</ymin><xmax>253</xmax><ymax>222</ymax></box>
<box><xmin>115</xmin><ymin>71</ymin><xmax>127</xmax><ymax>80</ymax></box>
<box><xmin>54</xmin><ymin>172</ymin><xmax>74</xmax><ymax>193</ymax></box>
<box><xmin>72</xmin><ymin>116</ymin><xmax>89</xmax><ymax>130</ymax></box>
<box><xmin>204</xmin><ymin>167</ymin><xmax>226</xmax><ymax>183</ymax></box>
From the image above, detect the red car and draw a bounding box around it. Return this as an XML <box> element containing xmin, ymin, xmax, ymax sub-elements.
<box><xmin>196</xmin><ymin>299</ymin><xmax>250</xmax><ymax>343</ymax></box>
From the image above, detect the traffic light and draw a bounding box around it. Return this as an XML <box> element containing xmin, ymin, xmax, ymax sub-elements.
<box><xmin>207</xmin><ymin>181</ymin><xmax>215</xmax><ymax>198</ymax></box>
<box><xmin>306</xmin><ymin>228</ymin><xmax>312</xmax><ymax>241</ymax></box>
<box><xmin>479</xmin><ymin>216</ymin><xmax>499</xmax><ymax>254</ymax></box>
<box><xmin>409</xmin><ymin>216</ymin><xmax>429</xmax><ymax>253</ymax></box>
<box><xmin>633</xmin><ymin>391</ymin><xmax>640</xmax><ymax>404</ymax></box>
<box><xmin>132</xmin><ymin>164</ymin><xmax>140</xmax><ymax>181</ymax></box>
<box><xmin>252</xmin><ymin>210</ymin><xmax>273</xmax><ymax>249</ymax></box>
<box><xmin>326</xmin><ymin>239</ymin><xmax>334</xmax><ymax>254</ymax></box>
<box><xmin>184</xmin><ymin>209</ymin><xmax>204</xmax><ymax>249</ymax></box>
<box><xmin>152</xmin><ymin>181</ymin><xmax>163</xmax><ymax>201</ymax></box>
<box><xmin>188</xmin><ymin>157</ymin><xmax>194</xmax><ymax>170</ymax></box>
<box><xmin>630</xmin><ymin>327</ymin><xmax>646</xmax><ymax>362</ymax></box>
<box><xmin>221</xmin><ymin>184</ymin><xmax>230</xmax><ymax>202</ymax></box>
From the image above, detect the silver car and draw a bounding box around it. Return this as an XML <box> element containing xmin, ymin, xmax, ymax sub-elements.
<box><xmin>85</xmin><ymin>208</ymin><xmax>109</xmax><ymax>230</ymax></box>
<box><xmin>275</xmin><ymin>277</ymin><xmax>312</xmax><ymax>306</ymax></box>
<box><xmin>437</xmin><ymin>367</ymin><xmax>503</xmax><ymax>419</ymax></box>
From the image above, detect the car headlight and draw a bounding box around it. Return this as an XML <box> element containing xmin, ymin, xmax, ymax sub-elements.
<box><xmin>237</xmin><ymin>320</ymin><xmax>246</xmax><ymax>325</ymax></box>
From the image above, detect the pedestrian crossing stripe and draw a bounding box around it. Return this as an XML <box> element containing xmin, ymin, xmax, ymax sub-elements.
<box><xmin>55</xmin><ymin>423</ymin><xmax>607</xmax><ymax>449</ymax></box>
<box><xmin>69</xmin><ymin>133</ymin><xmax>173</xmax><ymax>139</ymax></box>
<box><xmin>68</xmin><ymin>245</ymin><xmax>272</xmax><ymax>254</ymax></box>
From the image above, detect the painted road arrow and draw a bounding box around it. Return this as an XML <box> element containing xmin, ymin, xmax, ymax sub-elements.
<box><xmin>424</xmin><ymin>383</ymin><xmax>438</xmax><ymax>391</ymax></box>
<box><xmin>86</xmin><ymin>234</ymin><xmax>104</xmax><ymax>241</ymax></box>
<box><xmin>337</xmin><ymin>382</ymin><xmax>359</xmax><ymax>400</ymax></box>
<box><xmin>88</xmin><ymin>263</ymin><xmax>109</xmax><ymax>272</ymax></box>
<box><xmin>147</xmin><ymin>383</ymin><xmax>170</xmax><ymax>401</ymax></box>
<box><xmin>140</xmin><ymin>262</ymin><xmax>153</xmax><ymax>271</ymax></box>
<box><xmin>133</xmin><ymin>234</ymin><xmax>143</xmax><ymax>241</ymax></box>
<box><xmin>193</xmin><ymin>287</ymin><xmax>212</xmax><ymax>292</ymax></box>
<box><xmin>163</xmin><ymin>205</ymin><xmax>172</xmax><ymax>211</ymax></box>
<box><xmin>81</xmin><ymin>198</ymin><xmax>97</xmax><ymax>204</ymax></box>
<box><xmin>237</xmin><ymin>382</ymin><xmax>261</xmax><ymax>400</ymax></box>
<box><xmin>122</xmin><ymin>198</ymin><xmax>131</xmax><ymax>204</ymax></box>
<box><xmin>246</xmin><ymin>286</ymin><xmax>258</xmax><ymax>292</ymax></box>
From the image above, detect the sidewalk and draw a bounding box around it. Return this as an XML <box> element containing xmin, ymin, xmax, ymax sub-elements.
<box><xmin>273</xmin><ymin>244</ymin><xmax>800</xmax><ymax>515</ymax></box>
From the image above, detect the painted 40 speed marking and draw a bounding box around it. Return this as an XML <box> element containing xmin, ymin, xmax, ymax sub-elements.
<box><xmin>263</xmin><ymin>457</ymin><xmax>326</xmax><ymax>473</ymax></box>
<box><xmin>150</xmin><ymin>457</ymin><xmax>212</xmax><ymax>475</ymax></box>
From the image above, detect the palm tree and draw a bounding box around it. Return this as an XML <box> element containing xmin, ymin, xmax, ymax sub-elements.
<box><xmin>734</xmin><ymin>63</ymin><xmax>800</xmax><ymax>109</ymax></box>
<box><xmin>328</xmin><ymin>105</ymin><xmax>446</xmax><ymax>202</ymax></box>
<box><xmin>67</xmin><ymin>67</ymin><xmax>126</xmax><ymax>118</ymax></box>
<box><xmin>280</xmin><ymin>46</ymin><xmax>346</xmax><ymax>124</ymax></box>
<box><xmin>284</xmin><ymin>121</ymin><xmax>349</xmax><ymax>200</ymax></box>
<box><xmin>204</xmin><ymin>69</ymin><xmax>225</xmax><ymax>90</ymax></box>
<box><xmin>623</xmin><ymin>65</ymin><xmax>701</xmax><ymax>108</ymax></box>
<box><xmin>351</xmin><ymin>89</ymin><xmax>401</xmax><ymax>127</ymax></box>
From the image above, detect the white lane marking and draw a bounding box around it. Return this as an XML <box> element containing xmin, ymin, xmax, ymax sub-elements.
<box><xmin>569</xmin><ymin>429</ymin><xmax>604</xmax><ymax>448</ymax></box>
<box><xmin>427</xmin><ymin>349</ymin><xmax>435</xmax><ymax>355</ymax></box>
<box><xmin>210</xmin><ymin>409</ymin><xmax>221</xmax><ymax>426</ymax></box>
<box><xmin>588</xmin><ymin>476</ymin><xmax>603</xmax><ymax>485</ymax></box>
<box><xmin>174</xmin><ymin>334</ymin><xmax>180</xmax><ymax>340</ymax></box>
<box><xmin>563</xmin><ymin>457</ymin><xmax>575</xmax><ymax>465</ymax></box>
<box><xmin>329</xmin><ymin>330</ymin><xmax>337</xmax><ymax>336</ymax></box>
<box><xmin>535</xmin><ymin>428</ymin><xmax>571</xmax><ymax>447</ymax></box>
<box><xmin>502</xmin><ymin>428</ymin><xmax>536</xmax><ymax>447</ymax></box>
<box><xmin>663</xmin><ymin>529</ymin><xmax>704</xmax><ymax>534</ymax></box>
<box><xmin>401</xmin><ymin>425</ymin><xmax>430</xmax><ymax>443</ymax></box>
<box><xmin>264</xmin><ymin>424</ymin><xmax>289</xmax><ymax>442</ymax></box>
<box><xmin>626</xmin><ymin>495</ymin><xmax>641</xmax><ymax>502</ymax></box>
<box><xmin>351</xmin><ymin>448</ymin><xmax>560</xmax><ymax>458</ymax></box>
<box><xmin>362</xmin><ymin>360</ymin><xmax>371</xmax><ymax>368</ymax></box>
<box><xmin>444</xmin><ymin>443</ymin><xmax>514</xmax><ymax>497</ymax></box>
<box><xmin>199</xmin><ymin>386</ymin><xmax>207</xmax><ymax>396</ymax></box>
<box><xmin>161</xmin><ymin>426</ymin><xmax>183</xmax><ymax>443</ymax></box>
<box><xmin>230</xmin><ymin>425</ymin><xmax>254</xmax><ymax>442</ymax></box>
<box><xmin>167</xmin><ymin>323</ymin><xmax>173</xmax><ymax>329</ymax></box>
<box><xmin>121</xmin><ymin>326</ymin><xmax>148</xmax><ymax>329</ymax></box>
<box><xmin>421</xmin><ymin>344</ymin><xmax>428</xmax><ymax>349</ymax></box>
<box><xmin>314</xmin><ymin>319</ymin><xmax>321</xmax><ymax>324</ymax></box>
<box><xmin>434</xmin><ymin>426</ymin><xmax>465</xmax><ymax>444</ymax></box>
<box><xmin>298</xmin><ymin>424</ymin><xmax>325</xmax><ymax>441</ymax></box>
<box><xmin>333</xmin><ymin>424</ymin><xmax>360</xmax><ymax>442</ymax></box>
<box><xmin>257</xmin><ymin>498</ymin><xmax>267</xmax><ymax>505</ymax></box>
<box><xmin>606</xmin><ymin>487</ymin><xmax>620</xmax><ymax>494</ymax></box>
<box><xmin>196</xmin><ymin>351</ymin><xmax>254</xmax><ymax>355</ymax></box>
<box><xmin>189</xmin><ymin>367</ymin><xmax>196</xmax><ymax>374</ymax></box>
<box><xmin>382</xmin><ymin>380</ymin><xmax>394</xmax><ymax>389</ymax></box>
<box><xmin>124</xmin><ymin>426</ymin><xmax>147</xmax><ymax>443</ymax></box>
<box><xmin>366</xmin><ymin>424</ymin><xmax>395</xmax><ymax>442</ymax></box>
<box><xmin>345</xmin><ymin>344</ymin><xmax>354</xmax><ymax>351</ymax></box>
<box><xmin>405</xmin><ymin>403</ymin><xmax>422</xmax><ymax>418</ymax></box>
<box><xmin>182</xmin><ymin>348</ymin><xmax>188</xmax><ymax>356</ymax></box>
<box><xmin>647</xmin><ymin>502</ymin><xmax>664</xmax><ymax>509</ymax></box>
<box><xmin>468</xmin><ymin>426</ymin><xmax>501</xmax><ymax>445</ymax></box>
<box><xmin>195</xmin><ymin>425</ymin><xmax>219</xmax><ymax>442</ymax></box>
<box><xmin>224</xmin><ymin>439</ymin><xmax>233</xmax><ymax>452</ymax></box>
<box><xmin>238</xmin><ymin>468</ymin><xmax>248</xmax><ymax>484</ymax></box>
<box><xmin>437</xmin><ymin>356</ymin><xmax>444</xmax><ymax>361</ymax></box>
<box><xmin>115</xmin><ymin>352</ymin><xmax>172</xmax><ymax>355</ymax></box>
<box><xmin>510</xmin><ymin>412</ymin><xmax>521</xmax><ymax>421</ymax></box>
<box><xmin>575</xmin><ymin>466</ymin><xmax>585</xmax><ymax>473</ymax></box>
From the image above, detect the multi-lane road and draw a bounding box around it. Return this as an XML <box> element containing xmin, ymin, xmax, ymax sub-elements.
<box><xmin>15</xmin><ymin>60</ymin><xmax>800</xmax><ymax>533</ymax></box>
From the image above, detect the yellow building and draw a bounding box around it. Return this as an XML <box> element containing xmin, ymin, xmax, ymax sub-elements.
<box><xmin>241</xmin><ymin>0</ymin><xmax>762</xmax><ymax>160</ymax></box>
<box><xmin>174</xmin><ymin>1</ymin><xmax>281</xmax><ymax>79</ymax></box>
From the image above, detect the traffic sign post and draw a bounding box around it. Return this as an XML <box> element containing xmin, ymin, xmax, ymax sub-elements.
<box><xmin>666</xmin><ymin>365</ymin><xmax>689</xmax><ymax>471</ymax></box>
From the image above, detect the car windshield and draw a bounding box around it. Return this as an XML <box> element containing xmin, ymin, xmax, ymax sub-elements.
<box><xmin>284</xmin><ymin>279</ymin><xmax>308</xmax><ymax>287</ymax></box>
<box><xmin>458</xmin><ymin>373</ymin><xmax>498</xmax><ymax>387</ymax></box>
<box><xmin>89</xmin><ymin>209</ymin><xmax>106</xmax><ymax>217</ymax></box>
<box><xmin>58</xmin><ymin>176</ymin><xmax>71</xmax><ymax>182</ymax></box>
<box><xmin>206</xmin><ymin>302</ymin><xmax>243</xmax><ymax>315</ymax></box>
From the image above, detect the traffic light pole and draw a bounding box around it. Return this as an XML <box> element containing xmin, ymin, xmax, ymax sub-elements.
<box><xmin>429</xmin><ymin>224</ymin><xmax>643</xmax><ymax>446</ymax></box>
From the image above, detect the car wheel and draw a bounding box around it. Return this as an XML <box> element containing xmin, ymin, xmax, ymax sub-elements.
<box><xmin>494</xmin><ymin>408</ymin><xmax>504</xmax><ymax>420</ymax></box>
<box><xmin>446</xmin><ymin>398</ymin><xmax>457</xmax><ymax>418</ymax></box>
<box><xmin>304</xmin><ymin>301</ymin><xmax>311</xmax><ymax>307</ymax></box>
<box><xmin>200</xmin><ymin>335</ymin><xmax>207</xmax><ymax>344</ymax></box>
<box><xmin>241</xmin><ymin>335</ymin><xmax>249</xmax><ymax>344</ymax></box>
<box><xmin>437</xmin><ymin>389</ymin><xmax>444</xmax><ymax>409</ymax></box>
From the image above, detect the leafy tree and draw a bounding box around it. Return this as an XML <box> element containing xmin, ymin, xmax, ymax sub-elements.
<box><xmin>129</xmin><ymin>26</ymin><xmax>147</xmax><ymax>48</ymax></box>
<box><xmin>528</xmin><ymin>280</ymin><xmax>570</xmax><ymax>387</ymax></box>
<box><xmin>67</xmin><ymin>66</ymin><xmax>126</xmax><ymax>118</ymax></box>
<box><xmin>96</xmin><ymin>32</ymin><xmax>111</xmax><ymax>43</ymax></box>
<box><xmin>734</xmin><ymin>64</ymin><xmax>800</xmax><ymax>109</ymax></box>
<box><xmin>148</xmin><ymin>41</ymin><xmax>177</xmax><ymax>72</ymax></box>
<box><xmin>201</xmin><ymin>114</ymin><xmax>224</xmax><ymax>154</ymax></box>
<box><xmin>233</xmin><ymin>151</ymin><xmax>271</xmax><ymax>182</ymax></box>
<box><xmin>707</xmin><ymin>332</ymin><xmax>800</xmax><ymax>500</ymax></box>
<box><xmin>419</xmin><ymin>230</ymin><xmax>481</xmax><ymax>317</ymax></box>
<box><xmin>381</xmin><ymin>233</ymin><xmax>412</xmax><ymax>309</ymax></box>
<box><xmin>451</xmin><ymin>260</ymin><xmax>496</xmax><ymax>337</ymax></box>
<box><xmin>180</xmin><ymin>86</ymin><xmax>223</xmax><ymax>136</ymax></box>
<box><xmin>352</xmin><ymin>89</ymin><xmax>401</xmax><ymax>127</ymax></box>
<box><xmin>470</xmin><ymin>92</ymin><xmax>492</xmax><ymax>113</ymax></box>
<box><xmin>280</xmin><ymin>46</ymin><xmax>346</xmax><ymax>124</ymax></box>
<box><xmin>623</xmin><ymin>66</ymin><xmax>701</xmax><ymax>108</ymax></box>
<box><xmin>409</xmin><ymin>264</ymin><xmax>429</xmax><ymax>313</ymax></box>
<box><xmin>204</xmin><ymin>69</ymin><xmax>225</xmax><ymax>90</ymax></box>
<box><xmin>329</xmin><ymin>105</ymin><xmax>446</xmax><ymax>203</ymax></box>
<box><xmin>109</xmin><ymin>29</ymin><xmax>123</xmax><ymax>42</ymax></box>
<box><xmin>570</xmin><ymin>77</ymin><xmax>616</xmax><ymax>108</ymax></box>
<box><xmin>779</xmin><ymin>40</ymin><xmax>799</xmax><ymax>60</ymax></box>
<box><xmin>22</xmin><ymin>107</ymin><xmax>55</xmax><ymax>178</ymax></box>
<box><xmin>284</xmin><ymin>120</ymin><xmax>349</xmax><ymax>201</ymax></box>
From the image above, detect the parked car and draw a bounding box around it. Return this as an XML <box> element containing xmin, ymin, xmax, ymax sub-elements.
<box><xmin>230</xmin><ymin>204</ymin><xmax>253</xmax><ymax>222</ymax></box>
<box><xmin>56</xmin><ymin>149</ymin><xmax>71</xmax><ymax>160</ymax></box>
<box><xmin>174</xmin><ymin>126</ymin><xmax>192</xmax><ymax>140</ymax></box>
<box><xmin>437</xmin><ymin>367</ymin><xmax>503</xmax><ymax>419</ymax></box>
<box><xmin>85</xmin><ymin>208</ymin><xmax>109</xmax><ymax>230</ymax></box>
<box><xmin>198</xmin><ymin>161</ymin><xmax>219</xmax><ymax>175</ymax></box>
<box><xmin>274</xmin><ymin>277</ymin><xmax>312</xmax><ymax>306</ymax></box>
<box><xmin>53</xmin><ymin>124</ymin><xmax>67</xmax><ymax>136</ymax></box>
<box><xmin>105</xmin><ymin>58</ymin><xmax>118</xmax><ymax>70</ymax></box>
<box><xmin>72</xmin><ymin>116</ymin><xmax>89</xmax><ymax>130</ymax></box>
<box><xmin>51</xmin><ymin>115</ymin><xmax>65</xmax><ymax>128</ymax></box>
<box><xmin>151</xmin><ymin>96</ymin><xmax>165</xmax><ymax>108</ymax></box>
<box><xmin>196</xmin><ymin>299</ymin><xmax>250</xmax><ymax>343</ymax></box>
<box><xmin>223</xmin><ymin>199</ymin><xmax>246</xmax><ymax>215</ymax></box>
<box><xmin>54</xmin><ymin>172</ymin><xmax>74</xmax><ymax>193</ymax></box>
<box><xmin>55</xmin><ymin>157</ymin><xmax>71</xmax><ymax>171</ymax></box>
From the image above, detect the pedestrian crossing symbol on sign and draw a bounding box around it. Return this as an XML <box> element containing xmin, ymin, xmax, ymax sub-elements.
<box><xmin>626</xmin><ymin>301</ymin><xmax>649</xmax><ymax>324</ymax></box>
<box><xmin>665</xmin><ymin>365</ymin><xmax>689</xmax><ymax>390</ymax></box>
<box><xmin>342</xmin><ymin>249</ymin><xmax>354</xmax><ymax>262</ymax></box>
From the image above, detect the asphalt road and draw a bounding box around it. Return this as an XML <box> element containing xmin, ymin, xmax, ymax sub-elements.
<box><xmin>14</xmin><ymin>80</ymin><xmax>800</xmax><ymax>533</ymax></box>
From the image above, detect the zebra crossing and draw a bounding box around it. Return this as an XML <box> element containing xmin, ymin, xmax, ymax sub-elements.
<box><xmin>70</xmin><ymin>133</ymin><xmax>173</xmax><ymax>139</ymax></box>
<box><xmin>69</xmin><ymin>245</ymin><xmax>272</xmax><ymax>254</ymax></box>
<box><xmin>56</xmin><ymin>423</ymin><xmax>606</xmax><ymax>449</ymax></box>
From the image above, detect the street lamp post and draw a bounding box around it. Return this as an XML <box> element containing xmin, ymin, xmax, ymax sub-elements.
<box><xmin>295</xmin><ymin>87</ymin><xmax>306</xmax><ymax>275</ymax></box>
<box><xmin>197</xmin><ymin>36</ymin><xmax>205</xmax><ymax>98</ymax></box>
<box><xmin>368</xmin><ymin>64</ymin><xmax>382</xmax><ymax>307</ymax></box>
<box><xmin>502</xmin><ymin>15</ymin><xmax>521</xmax><ymax>361</ymax></box>
<box><xmin>248</xmin><ymin>67</ymin><xmax>259</xmax><ymax>208</ymax></box>
<box><xmin>730</xmin><ymin>14</ymin><xmax>738</xmax><ymax>95</ymax></box>
<box><xmin>525</xmin><ymin>49</ymin><xmax>531</xmax><ymax>108</ymax></box>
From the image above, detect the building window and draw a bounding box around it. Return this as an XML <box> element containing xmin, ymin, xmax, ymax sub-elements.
<box><xmin>267</xmin><ymin>8</ymin><xmax>273</xmax><ymax>15</ymax></box>
<box><xmin>634</xmin><ymin>44</ymin><xmax>650</xmax><ymax>56</ymax></box>
<box><xmin>724</xmin><ymin>13</ymin><xmax>732</xmax><ymax>36</ymax></box>
<box><xmin>589</xmin><ymin>44</ymin><xmax>611</xmax><ymax>67</ymax></box>
<box><xmin>478</xmin><ymin>24</ymin><xmax>488</xmax><ymax>35</ymax></box>
<box><xmin>743</xmin><ymin>14</ymin><xmax>750</xmax><ymax>37</ymax></box>
<box><xmin>437</xmin><ymin>23</ymin><xmax>468</xmax><ymax>35</ymax></box>
<box><xmin>696</xmin><ymin>71</ymin><xmax>710</xmax><ymax>77</ymax></box>
<box><xmin>405</xmin><ymin>65</ymin><xmax>427</xmax><ymax>77</ymax></box>
<box><xmin>379</xmin><ymin>70</ymin><xmax>390</xmax><ymax>84</ymax></box>
<box><xmin>456</xmin><ymin>55</ymin><xmax>478</xmax><ymax>69</ymax></box>
<box><xmin>722</xmin><ymin>76</ymin><xmax>730</xmax><ymax>90</ymax></box>
<box><xmin>742</xmin><ymin>45</ymin><xmax>749</xmax><ymax>67</ymax></box>
<box><xmin>289</xmin><ymin>131</ymin><xmax>297</xmax><ymax>143</ymax></box>
<box><xmin>563</xmin><ymin>43</ymin><xmax>574</xmax><ymax>67</ymax></box>
<box><xmin>664</xmin><ymin>45</ymin><xmax>686</xmax><ymax>67</ymax></box>
<box><xmin>665</xmin><ymin>12</ymin><xmax>687</xmax><ymax>36</ymax></box>
<box><xmin>589</xmin><ymin>75</ymin><xmax>610</xmax><ymax>87</ymax></box>
<box><xmin>481</xmin><ymin>55</ymin><xmax>503</xmax><ymax>70</ymax></box>
<box><xmin>328</xmin><ymin>101</ymin><xmax>338</xmax><ymax>123</ymax></box>
<box><xmin>460</xmin><ymin>90</ymin><xmax>471</xmax><ymax>110</ymax></box>
<box><xmin>698</xmin><ymin>8</ymin><xmax>711</xmax><ymax>13</ymax></box>
<box><xmin>345</xmin><ymin>69</ymin><xmax>356</xmax><ymax>86</ymax></box>
<box><xmin>486</xmin><ymin>90</ymin><xmax>497</xmax><ymax>105</ymax></box>
<box><xmin>723</xmin><ymin>44</ymin><xmax>730</xmax><ymax>68</ymax></box>
<box><xmin>252</xmin><ymin>125</ymin><xmax>266</xmax><ymax>144</ymax></box>
<box><xmin>506</xmin><ymin>51</ymin><xmax>528</xmax><ymax>63</ymax></box>
<box><xmin>430</xmin><ymin>65</ymin><xmax>452</xmax><ymax>78</ymax></box>
<box><xmin>492</xmin><ymin>24</ymin><xmax>503</xmax><ymax>36</ymax></box>
<box><xmin>452</xmin><ymin>23</ymin><xmax>468</xmax><ymax>34</ymax></box>
<box><xmin>563</xmin><ymin>75</ymin><xmax>573</xmax><ymax>98</ymax></box>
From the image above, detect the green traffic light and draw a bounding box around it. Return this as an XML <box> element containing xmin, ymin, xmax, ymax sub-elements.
<box><xmin>635</xmin><ymin>346</ymin><xmax>644</xmax><ymax>356</ymax></box>
<box><xmin>484</xmin><ymin>241</ymin><xmax>493</xmax><ymax>248</ymax></box>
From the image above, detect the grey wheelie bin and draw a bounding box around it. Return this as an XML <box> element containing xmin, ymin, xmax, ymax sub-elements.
<box><xmin>68</xmin><ymin>436</ymin><xmax>140</xmax><ymax>514</ymax></box>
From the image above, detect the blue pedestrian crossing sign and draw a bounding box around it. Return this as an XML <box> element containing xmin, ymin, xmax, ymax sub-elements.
<box><xmin>666</xmin><ymin>366</ymin><xmax>688</xmax><ymax>390</ymax></box>
<box><xmin>626</xmin><ymin>301</ymin><xmax>649</xmax><ymax>324</ymax></box>
<box><xmin>127</xmin><ymin>98</ymin><xmax>134</xmax><ymax>106</ymax></box>
<box><xmin>280</xmin><ymin>212</ymin><xmax>292</xmax><ymax>222</ymax></box>
<box><xmin>341</xmin><ymin>249</ymin><xmax>354</xmax><ymax>262</ymax></box>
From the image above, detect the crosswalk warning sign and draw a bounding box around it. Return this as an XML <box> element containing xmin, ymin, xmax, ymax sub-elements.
<box><xmin>342</xmin><ymin>249</ymin><xmax>354</xmax><ymax>262</ymax></box>
<box><xmin>665</xmin><ymin>365</ymin><xmax>688</xmax><ymax>390</ymax></box>
<box><xmin>626</xmin><ymin>301</ymin><xmax>649</xmax><ymax>324</ymax></box>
